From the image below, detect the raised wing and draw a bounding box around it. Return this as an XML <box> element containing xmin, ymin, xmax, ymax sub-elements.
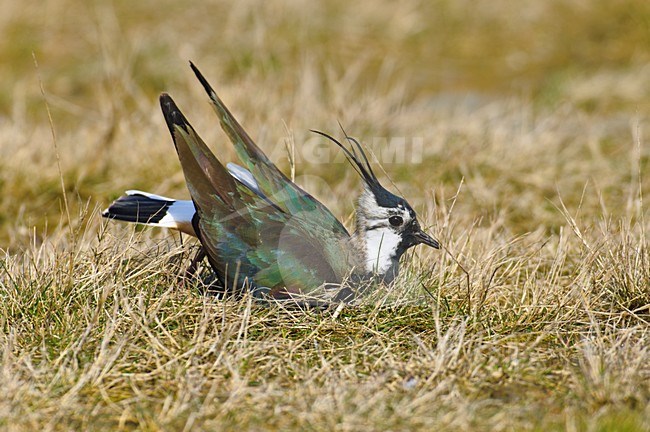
<box><xmin>159</xmin><ymin>94</ymin><xmax>350</xmax><ymax>299</ymax></box>
<box><xmin>189</xmin><ymin>63</ymin><xmax>349</xmax><ymax>238</ymax></box>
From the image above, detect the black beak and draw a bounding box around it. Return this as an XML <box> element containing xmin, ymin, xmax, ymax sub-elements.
<box><xmin>413</xmin><ymin>229</ymin><xmax>440</xmax><ymax>249</ymax></box>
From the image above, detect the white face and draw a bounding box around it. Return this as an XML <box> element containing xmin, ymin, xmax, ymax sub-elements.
<box><xmin>358</xmin><ymin>189</ymin><xmax>414</xmax><ymax>274</ymax></box>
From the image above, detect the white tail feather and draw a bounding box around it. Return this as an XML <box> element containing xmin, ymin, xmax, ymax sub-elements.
<box><xmin>105</xmin><ymin>166</ymin><xmax>258</xmax><ymax>237</ymax></box>
<box><xmin>154</xmin><ymin>200</ymin><xmax>196</xmax><ymax>236</ymax></box>
<box><xmin>103</xmin><ymin>190</ymin><xmax>197</xmax><ymax>237</ymax></box>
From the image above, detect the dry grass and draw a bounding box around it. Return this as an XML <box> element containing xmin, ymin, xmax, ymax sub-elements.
<box><xmin>1</xmin><ymin>0</ymin><xmax>650</xmax><ymax>430</ymax></box>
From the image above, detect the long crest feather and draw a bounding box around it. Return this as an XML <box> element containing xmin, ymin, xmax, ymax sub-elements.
<box><xmin>310</xmin><ymin>129</ymin><xmax>380</xmax><ymax>189</ymax></box>
<box><xmin>338</xmin><ymin>122</ymin><xmax>378</xmax><ymax>182</ymax></box>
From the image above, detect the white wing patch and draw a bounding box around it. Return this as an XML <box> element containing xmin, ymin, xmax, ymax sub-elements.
<box><xmin>227</xmin><ymin>163</ymin><xmax>262</xmax><ymax>196</ymax></box>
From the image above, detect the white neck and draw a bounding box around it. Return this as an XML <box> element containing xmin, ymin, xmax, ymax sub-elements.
<box><xmin>362</xmin><ymin>227</ymin><xmax>401</xmax><ymax>275</ymax></box>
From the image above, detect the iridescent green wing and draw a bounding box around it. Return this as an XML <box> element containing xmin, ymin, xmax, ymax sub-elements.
<box><xmin>160</xmin><ymin>94</ymin><xmax>350</xmax><ymax>297</ymax></box>
<box><xmin>190</xmin><ymin>63</ymin><xmax>349</xmax><ymax>238</ymax></box>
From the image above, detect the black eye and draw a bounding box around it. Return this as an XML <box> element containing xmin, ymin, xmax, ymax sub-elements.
<box><xmin>389</xmin><ymin>216</ymin><xmax>403</xmax><ymax>227</ymax></box>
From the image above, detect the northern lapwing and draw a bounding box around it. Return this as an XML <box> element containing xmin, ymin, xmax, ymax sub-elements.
<box><xmin>103</xmin><ymin>63</ymin><xmax>439</xmax><ymax>303</ymax></box>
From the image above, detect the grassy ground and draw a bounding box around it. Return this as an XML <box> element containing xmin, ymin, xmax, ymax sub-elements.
<box><xmin>1</xmin><ymin>0</ymin><xmax>650</xmax><ymax>430</ymax></box>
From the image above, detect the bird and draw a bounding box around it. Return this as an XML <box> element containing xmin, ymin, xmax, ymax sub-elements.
<box><xmin>103</xmin><ymin>63</ymin><xmax>439</xmax><ymax>304</ymax></box>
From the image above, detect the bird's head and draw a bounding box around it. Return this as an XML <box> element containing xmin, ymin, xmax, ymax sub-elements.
<box><xmin>312</xmin><ymin>130</ymin><xmax>439</xmax><ymax>280</ymax></box>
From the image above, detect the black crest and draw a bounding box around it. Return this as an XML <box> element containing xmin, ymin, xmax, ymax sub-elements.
<box><xmin>311</xmin><ymin>129</ymin><xmax>404</xmax><ymax>209</ymax></box>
